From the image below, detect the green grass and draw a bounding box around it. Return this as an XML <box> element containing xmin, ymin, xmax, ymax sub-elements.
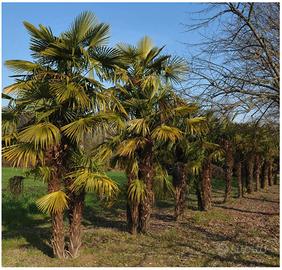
<box><xmin>2</xmin><ymin>167</ymin><xmax>279</xmax><ymax>267</ymax></box>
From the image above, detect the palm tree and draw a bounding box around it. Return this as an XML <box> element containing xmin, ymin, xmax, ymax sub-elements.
<box><xmin>219</xmin><ymin>119</ymin><xmax>236</xmax><ymax>203</ymax></box>
<box><xmin>93</xmin><ymin>37</ymin><xmax>188</xmax><ymax>233</ymax></box>
<box><xmin>196</xmin><ymin>139</ymin><xmax>222</xmax><ymax>211</ymax></box>
<box><xmin>2</xmin><ymin>11</ymin><xmax>122</xmax><ymax>258</ymax></box>
<box><xmin>165</xmin><ymin>111</ymin><xmax>207</xmax><ymax>220</ymax></box>
<box><xmin>233</xmin><ymin>126</ymin><xmax>246</xmax><ymax>198</ymax></box>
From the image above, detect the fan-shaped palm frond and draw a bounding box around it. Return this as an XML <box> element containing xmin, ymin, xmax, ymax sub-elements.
<box><xmin>23</xmin><ymin>21</ymin><xmax>56</xmax><ymax>57</ymax></box>
<box><xmin>50</xmin><ymin>81</ymin><xmax>91</xmax><ymax>109</ymax></box>
<box><xmin>2</xmin><ymin>133</ymin><xmax>18</xmax><ymax>147</ymax></box>
<box><xmin>5</xmin><ymin>60</ymin><xmax>43</xmax><ymax>74</ymax></box>
<box><xmin>137</xmin><ymin>36</ymin><xmax>154</xmax><ymax>59</ymax></box>
<box><xmin>173</xmin><ymin>104</ymin><xmax>199</xmax><ymax>116</ymax></box>
<box><xmin>186</xmin><ymin>116</ymin><xmax>207</xmax><ymax>135</ymax></box>
<box><xmin>152</xmin><ymin>125</ymin><xmax>182</xmax><ymax>143</ymax></box>
<box><xmin>3</xmin><ymin>143</ymin><xmax>44</xmax><ymax>167</ymax></box>
<box><xmin>92</xmin><ymin>144</ymin><xmax>113</xmax><ymax>163</ymax></box>
<box><xmin>61</xmin><ymin>112</ymin><xmax>122</xmax><ymax>143</ymax></box>
<box><xmin>18</xmin><ymin>122</ymin><xmax>61</xmax><ymax>150</ymax></box>
<box><xmin>153</xmin><ymin>165</ymin><xmax>174</xmax><ymax>199</ymax></box>
<box><xmin>68</xmin><ymin>169</ymin><xmax>119</xmax><ymax>198</ymax></box>
<box><xmin>65</xmin><ymin>11</ymin><xmax>97</xmax><ymax>44</ymax></box>
<box><xmin>128</xmin><ymin>179</ymin><xmax>146</xmax><ymax>204</ymax></box>
<box><xmin>36</xmin><ymin>191</ymin><xmax>68</xmax><ymax>214</ymax></box>
<box><xmin>164</xmin><ymin>56</ymin><xmax>188</xmax><ymax>84</ymax></box>
<box><xmin>116</xmin><ymin>138</ymin><xmax>147</xmax><ymax>157</ymax></box>
<box><xmin>127</xmin><ymin>118</ymin><xmax>150</xmax><ymax>137</ymax></box>
<box><xmin>188</xmin><ymin>159</ymin><xmax>203</xmax><ymax>175</ymax></box>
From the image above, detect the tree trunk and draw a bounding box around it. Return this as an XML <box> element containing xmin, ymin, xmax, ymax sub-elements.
<box><xmin>200</xmin><ymin>159</ymin><xmax>212</xmax><ymax>211</ymax></box>
<box><xmin>254</xmin><ymin>155</ymin><xmax>262</xmax><ymax>192</ymax></box>
<box><xmin>247</xmin><ymin>154</ymin><xmax>254</xmax><ymax>193</ymax></box>
<box><xmin>196</xmin><ymin>181</ymin><xmax>204</xmax><ymax>211</ymax></box>
<box><xmin>261</xmin><ymin>161</ymin><xmax>269</xmax><ymax>189</ymax></box>
<box><xmin>172</xmin><ymin>162</ymin><xmax>187</xmax><ymax>221</ymax></box>
<box><xmin>46</xmin><ymin>146</ymin><xmax>65</xmax><ymax>259</ymax></box>
<box><xmin>224</xmin><ymin>140</ymin><xmax>233</xmax><ymax>202</ymax></box>
<box><xmin>274</xmin><ymin>161</ymin><xmax>279</xmax><ymax>185</ymax></box>
<box><xmin>126</xmin><ymin>170</ymin><xmax>139</xmax><ymax>235</ymax></box>
<box><xmin>241</xmin><ymin>163</ymin><xmax>247</xmax><ymax>196</ymax></box>
<box><xmin>235</xmin><ymin>161</ymin><xmax>243</xmax><ymax>198</ymax></box>
<box><xmin>268</xmin><ymin>159</ymin><xmax>273</xmax><ymax>186</ymax></box>
<box><xmin>68</xmin><ymin>191</ymin><xmax>85</xmax><ymax>258</ymax></box>
<box><xmin>139</xmin><ymin>146</ymin><xmax>155</xmax><ymax>233</ymax></box>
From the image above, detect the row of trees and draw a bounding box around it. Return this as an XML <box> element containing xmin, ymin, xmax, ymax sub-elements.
<box><xmin>2</xmin><ymin>11</ymin><xmax>279</xmax><ymax>260</ymax></box>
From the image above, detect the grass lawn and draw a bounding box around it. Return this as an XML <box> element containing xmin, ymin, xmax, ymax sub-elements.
<box><xmin>2</xmin><ymin>167</ymin><xmax>279</xmax><ymax>267</ymax></box>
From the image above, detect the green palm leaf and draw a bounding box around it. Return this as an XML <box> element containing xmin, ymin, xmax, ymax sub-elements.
<box><xmin>36</xmin><ymin>191</ymin><xmax>68</xmax><ymax>214</ymax></box>
<box><xmin>68</xmin><ymin>169</ymin><xmax>119</xmax><ymax>198</ymax></box>
<box><xmin>128</xmin><ymin>179</ymin><xmax>146</xmax><ymax>204</ymax></box>
<box><xmin>152</xmin><ymin>125</ymin><xmax>183</xmax><ymax>143</ymax></box>
<box><xmin>5</xmin><ymin>60</ymin><xmax>43</xmax><ymax>74</ymax></box>
<box><xmin>127</xmin><ymin>118</ymin><xmax>150</xmax><ymax>136</ymax></box>
<box><xmin>116</xmin><ymin>138</ymin><xmax>147</xmax><ymax>157</ymax></box>
<box><xmin>18</xmin><ymin>122</ymin><xmax>61</xmax><ymax>150</ymax></box>
<box><xmin>3</xmin><ymin>143</ymin><xmax>43</xmax><ymax>167</ymax></box>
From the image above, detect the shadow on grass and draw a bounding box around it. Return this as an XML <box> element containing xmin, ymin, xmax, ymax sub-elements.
<box><xmin>180</xmin><ymin>222</ymin><xmax>279</xmax><ymax>260</ymax></box>
<box><xmin>2</xmin><ymin>199</ymin><xmax>53</xmax><ymax>257</ymax></box>
<box><xmin>82</xmin><ymin>205</ymin><xmax>127</xmax><ymax>232</ymax></box>
<box><xmin>244</xmin><ymin>197</ymin><xmax>279</xmax><ymax>204</ymax></box>
<box><xmin>178</xmin><ymin>241</ymin><xmax>278</xmax><ymax>267</ymax></box>
<box><xmin>154</xmin><ymin>213</ymin><xmax>175</xmax><ymax>222</ymax></box>
<box><xmin>215</xmin><ymin>205</ymin><xmax>279</xmax><ymax>216</ymax></box>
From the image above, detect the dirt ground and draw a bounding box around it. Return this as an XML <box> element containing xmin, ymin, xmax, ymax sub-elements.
<box><xmin>3</xmin><ymin>185</ymin><xmax>279</xmax><ymax>267</ymax></box>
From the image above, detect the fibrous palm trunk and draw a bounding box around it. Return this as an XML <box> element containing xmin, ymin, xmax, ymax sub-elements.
<box><xmin>68</xmin><ymin>191</ymin><xmax>85</xmax><ymax>258</ymax></box>
<box><xmin>261</xmin><ymin>161</ymin><xmax>269</xmax><ymax>189</ymax></box>
<box><xmin>196</xmin><ymin>182</ymin><xmax>204</xmax><ymax>211</ymax></box>
<box><xmin>235</xmin><ymin>161</ymin><xmax>243</xmax><ymax>198</ymax></box>
<box><xmin>241</xmin><ymin>163</ymin><xmax>247</xmax><ymax>196</ymax></box>
<box><xmin>173</xmin><ymin>162</ymin><xmax>187</xmax><ymax>221</ymax></box>
<box><xmin>224</xmin><ymin>140</ymin><xmax>233</xmax><ymax>202</ymax></box>
<box><xmin>139</xmin><ymin>146</ymin><xmax>155</xmax><ymax>233</ymax></box>
<box><xmin>268</xmin><ymin>159</ymin><xmax>273</xmax><ymax>186</ymax></box>
<box><xmin>126</xmin><ymin>170</ymin><xmax>139</xmax><ymax>235</ymax></box>
<box><xmin>254</xmin><ymin>155</ymin><xmax>262</xmax><ymax>192</ymax></box>
<box><xmin>247</xmin><ymin>154</ymin><xmax>254</xmax><ymax>193</ymax></box>
<box><xmin>46</xmin><ymin>146</ymin><xmax>65</xmax><ymax>259</ymax></box>
<box><xmin>200</xmin><ymin>159</ymin><xmax>212</xmax><ymax>211</ymax></box>
<box><xmin>274</xmin><ymin>162</ymin><xmax>279</xmax><ymax>185</ymax></box>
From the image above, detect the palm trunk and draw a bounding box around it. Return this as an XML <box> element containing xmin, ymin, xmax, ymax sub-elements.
<box><xmin>274</xmin><ymin>162</ymin><xmax>279</xmax><ymax>185</ymax></box>
<box><xmin>254</xmin><ymin>155</ymin><xmax>262</xmax><ymax>192</ymax></box>
<box><xmin>139</xmin><ymin>145</ymin><xmax>154</xmax><ymax>233</ymax></box>
<box><xmin>196</xmin><ymin>181</ymin><xmax>204</xmax><ymax>211</ymax></box>
<box><xmin>224</xmin><ymin>140</ymin><xmax>233</xmax><ymax>202</ymax></box>
<box><xmin>268</xmin><ymin>159</ymin><xmax>273</xmax><ymax>186</ymax></box>
<box><xmin>200</xmin><ymin>159</ymin><xmax>212</xmax><ymax>211</ymax></box>
<box><xmin>241</xmin><ymin>163</ymin><xmax>247</xmax><ymax>196</ymax></box>
<box><xmin>126</xmin><ymin>170</ymin><xmax>139</xmax><ymax>235</ymax></box>
<box><xmin>261</xmin><ymin>161</ymin><xmax>269</xmax><ymax>189</ymax></box>
<box><xmin>46</xmin><ymin>147</ymin><xmax>65</xmax><ymax>259</ymax></box>
<box><xmin>235</xmin><ymin>161</ymin><xmax>243</xmax><ymax>198</ymax></box>
<box><xmin>68</xmin><ymin>191</ymin><xmax>85</xmax><ymax>258</ymax></box>
<box><xmin>173</xmin><ymin>162</ymin><xmax>187</xmax><ymax>221</ymax></box>
<box><xmin>247</xmin><ymin>154</ymin><xmax>254</xmax><ymax>193</ymax></box>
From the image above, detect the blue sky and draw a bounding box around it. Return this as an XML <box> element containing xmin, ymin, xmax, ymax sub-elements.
<box><xmin>2</xmin><ymin>2</ymin><xmax>205</xmax><ymax>90</ymax></box>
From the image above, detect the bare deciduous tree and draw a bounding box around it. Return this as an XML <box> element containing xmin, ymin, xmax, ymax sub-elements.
<box><xmin>182</xmin><ymin>3</ymin><xmax>279</xmax><ymax>123</ymax></box>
